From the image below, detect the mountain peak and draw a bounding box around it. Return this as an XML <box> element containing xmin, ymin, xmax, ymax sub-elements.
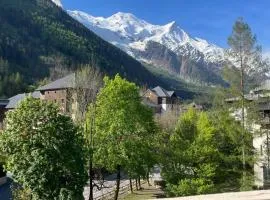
<box><xmin>108</xmin><ymin>12</ymin><xmax>139</xmax><ymax>22</ymax></box>
<box><xmin>167</xmin><ymin>21</ymin><xmax>177</xmax><ymax>27</ymax></box>
<box><xmin>68</xmin><ymin>10</ymin><xmax>224</xmax><ymax>65</ymax></box>
<box><xmin>51</xmin><ymin>0</ymin><xmax>62</xmax><ymax>8</ymax></box>
<box><xmin>112</xmin><ymin>12</ymin><xmax>135</xmax><ymax>17</ymax></box>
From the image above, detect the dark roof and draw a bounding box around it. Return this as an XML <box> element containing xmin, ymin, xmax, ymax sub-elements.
<box><xmin>6</xmin><ymin>91</ymin><xmax>41</xmax><ymax>109</ymax></box>
<box><xmin>37</xmin><ymin>74</ymin><xmax>75</xmax><ymax>91</ymax></box>
<box><xmin>151</xmin><ymin>86</ymin><xmax>175</xmax><ymax>97</ymax></box>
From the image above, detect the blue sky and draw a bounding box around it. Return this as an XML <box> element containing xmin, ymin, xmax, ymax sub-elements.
<box><xmin>62</xmin><ymin>0</ymin><xmax>270</xmax><ymax>54</ymax></box>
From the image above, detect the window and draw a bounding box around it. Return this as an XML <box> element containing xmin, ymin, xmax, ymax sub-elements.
<box><xmin>158</xmin><ymin>97</ymin><xmax>162</xmax><ymax>104</ymax></box>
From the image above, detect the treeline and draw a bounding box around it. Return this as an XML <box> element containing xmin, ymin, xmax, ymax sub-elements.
<box><xmin>0</xmin><ymin>58</ymin><xmax>25</xmax><ymax>97</ymax></box>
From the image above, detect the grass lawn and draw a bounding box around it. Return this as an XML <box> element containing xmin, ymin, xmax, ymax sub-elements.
<box><xmin>121</xmin><ymin>183</ymin><xmax>165</xmax><ymax>200</ymax></box>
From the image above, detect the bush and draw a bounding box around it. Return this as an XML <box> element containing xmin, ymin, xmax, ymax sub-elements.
<box><xmin>166</xmin><ymin>178</ymin><xmax>215</xmax><ymax>197</ymax></box>
<box><xmin>0</xmin><ymin>98</ymin><xmax>87</xmax><ymax>200</ymax></box>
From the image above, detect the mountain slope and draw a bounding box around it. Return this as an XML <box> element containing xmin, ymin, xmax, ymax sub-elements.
<box><xmin>0</xmin><ymin>0</ymin><xmax>164</xmax><ymax>97</ymax></box>
<box><xmin>68</xmin><ymin>11</ymin><xmax>226</xmax><ymax>85</ymax></box>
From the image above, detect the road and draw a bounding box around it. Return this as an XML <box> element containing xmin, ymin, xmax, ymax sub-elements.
<box><xmin>158</xmin><ymin>190</ymin><xmax>270</xmax><ymax>200</ymax></box>
<box><xmin>0</xmin><ymin>175</ymin><xmax>129</xmax><ymax>200</ymax></box>
<box><xmin>83</xmin><ymin>173</ymin><xmax>131</xmax><ymax>200</ymax></box>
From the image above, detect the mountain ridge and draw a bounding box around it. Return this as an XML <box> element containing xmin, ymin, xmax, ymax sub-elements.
<box><xmin>67</xmin><ymin>10</ymin><xmax>226</xmax><ymax>85</ymax></box>
<box><xmin>0</xmin><ymin>0</ymin><xmax>171</xmax><ymax>97</ymax></box>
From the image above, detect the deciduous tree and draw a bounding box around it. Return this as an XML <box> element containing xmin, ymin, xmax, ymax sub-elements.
<box><xmin>0</xmin><ymin>98</ymin><xmax>87</xmax><ymax>200</ymax></box>
<box><xmin>94</xmin><ymin>74</ymin><xmax>156</xmax><ymax>200</ymax></box>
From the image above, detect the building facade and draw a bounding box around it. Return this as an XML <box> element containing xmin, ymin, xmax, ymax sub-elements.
<box><xmin>251</xmin><ymin>81</ymin><xmax>270</xmax><ymax>188</ymax></box>
<box><xmin>142</xmin><ymin>86</ymin><xmax>179</xmax><ymax>114</ymax></box>
<box><xmin>227</xmin><ymin>80</ymin><xmax>270</xmax><ymax>188</ymax></box>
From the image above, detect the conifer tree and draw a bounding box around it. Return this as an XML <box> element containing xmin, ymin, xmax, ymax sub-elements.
<box><xmin>227</xmin><ymin>18</ymin><xmax>266</xmax><ymax>183</ymax></box>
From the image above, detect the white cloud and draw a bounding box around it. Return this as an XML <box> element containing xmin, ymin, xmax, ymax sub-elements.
<box><xmin>51</xmin><ymin>0</ymin><xmax>63</xmax><ymax>8</ymax></box>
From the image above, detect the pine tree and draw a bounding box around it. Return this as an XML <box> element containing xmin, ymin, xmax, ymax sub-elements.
<box><xmin>227</xmin><ymin>18</ymin><xmax>266</xmax><ymax>183</ymax></box>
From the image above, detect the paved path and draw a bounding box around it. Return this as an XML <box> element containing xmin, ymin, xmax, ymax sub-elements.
<box><xmin>158</xmin><ymin>190</ymin><xmax>270</xmax><ymax>200</ymax></box>
<box><xmin>83</xmin><ymin>173</ymin><xmax>131</xmax><ymax>200</ymax></box>
<box><xmin>121</xmin><ymin>183</ymin><xmax>165</xmax><ymax>200</ymax></box>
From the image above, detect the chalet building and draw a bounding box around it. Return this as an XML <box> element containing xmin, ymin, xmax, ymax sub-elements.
<box><xmin>251</xmin><ymin>80</ymin><xmax>270</xmax><ymax>188</ymax></box>
<box><xmin>142</xmin><ymin>86</ymin><xmax>179</xmax><ymax>113</ymax></box>
<box><xmin>0</xmin><ymin>73</ymin><xmax>98</xmax><ymax>127</ymax></box>
<box><xmin>5</xmin><ymin>92</ymin><xmax>41</xmax><ymax>110</ymax></box>
<box><xmin>227</xmin><ymin>80</ymin><xmax>270</xmax><ymax>188</ymax></box>
<box><xmin>36</xmin><ymin>73</ymin><xmax>84</xmax><ymax>120</ymax></box>
<box><xmin>0</xmin><ymin>74</ymin><xmax>79</xmax><ymax>128</ymax></box>
<box><xmin>37</xmin><ymin>74</ymin><xmax>75</xmax><ymax>113</ymax></box>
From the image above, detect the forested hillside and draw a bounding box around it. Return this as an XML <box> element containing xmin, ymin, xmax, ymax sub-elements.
<box><xmin>0</xmin><ymin>0</ymin><xmax>164</xmax><ymax>97</ymax></box>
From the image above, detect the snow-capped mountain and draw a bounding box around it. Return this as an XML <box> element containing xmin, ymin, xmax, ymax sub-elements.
<box><xmin>68</xmin><ymin>11</ymin><xmax>226</xmax><ymax>84</ymax></box>
<box><xmin>51</xmin><ymin>0</ymin><xmax>62</xmax><ymax>8</ymax></box>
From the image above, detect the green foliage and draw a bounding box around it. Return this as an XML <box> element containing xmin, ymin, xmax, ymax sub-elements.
<box><xmin>227</xmin><ymin>18</ymin><xmax>267</xmax><ymax>93</ymax></box>
<box><xmin>166</xmin><ymin>178</ymin><xmax>215</xmax><ymax>197</ymax></box>
<box><xmin>0</xmin><ymin>146</ymin><xmax>6</xmax><ymax>178</ymax></box>
<box><xmin>12</xmin><ymin>187</ymin><xmax>32</xmax><ymax>200</ymax></box>
<box><xmin>0</xmin><ymin>97</ymin><xmax>87</xmax><ymax>200</ymax></box>
<box><xmin>0</xmin><ymin>58</ymin><xmax>25</xmax><ymax>98</ymax></box>
<box><xmin>161</xmin><ymin>109</ymin><xmax>218</xmax><ymax>196</ymax></box>
<box><xmin>160</xmin><ymin>106</ymin><xmax>254</xmax><ymax>196</ymax></box>
<box><xmin>94</xmin><ymin>74</ymin><xmax>156</xmax><ymax>171</ymax></box>
<box><xmin>210</xmin><ymin>108</ymin><xmax>254</xmax><ymax>191</ymax></box>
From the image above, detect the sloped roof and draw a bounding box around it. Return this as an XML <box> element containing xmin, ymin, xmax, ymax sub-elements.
<box><xmin>151</xmin><ymin>86</ymin><xmax>175</xmax><ymax>97</ymax></box>
<box><xmin>6</xmin><ymin>91</ymin><xmax>41</xmax><ymax>109</ymax></box>
<box><xmin>167</xmin><ymin>91</ymin><xmax>175</xmax><ymax>96</ymax></box>
<box><xmin>37</xmin><ymin>74</ymin><xmax>75</xmax><ymax>91</ymax></box>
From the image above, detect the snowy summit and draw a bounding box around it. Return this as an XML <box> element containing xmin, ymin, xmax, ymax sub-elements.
<box><xmin>51</xmin><ymin>0</ymin><xmax>62</xmax><ymax>8</ymax></box>
<box><xmin>68</xmin><ymin>11</ymin><xmax>224</xmax><ymax>64</ymax></box>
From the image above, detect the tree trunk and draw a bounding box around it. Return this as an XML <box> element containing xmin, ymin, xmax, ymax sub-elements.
<box><xmin>135</xmin><ymin>179</ymin><xmax>138</xmax><ymax>190</ymax></box>
<box><xmin>88</xmin><ymin>159</ymin><xmax>94</xmax><ymax>200</ymax></box>
<box><xmin>240</xmin><ymin>55</ymin><xmax>246</xmax><ymax>186</ymax></box>
<box><xmin>267</xmin><ymin>130</ymin><xmax>270</xmax><ymax>179</ymax></box>
<box><xmin>147</xmin><ymin>171</ymin><xmax>150</xmax><ymax>186</ymax></box>
<box><xmin>88</xmin><ymin>106</ymin><xmax>95</xmax><ymax>200</ymax></box>
<box><xmin>114</xmin><ymin>165</ymin><xmax>121</xmax><ymax>200</ymax></box>
<box><xmin>138</xmin><ymin>176</ymin><xmax>141</xmax><ymax>189</ymax></box>
<box><xmin>129</xmin><ymin>178</ymin><xmax>133</xmax><ymax>193</ymax></box>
